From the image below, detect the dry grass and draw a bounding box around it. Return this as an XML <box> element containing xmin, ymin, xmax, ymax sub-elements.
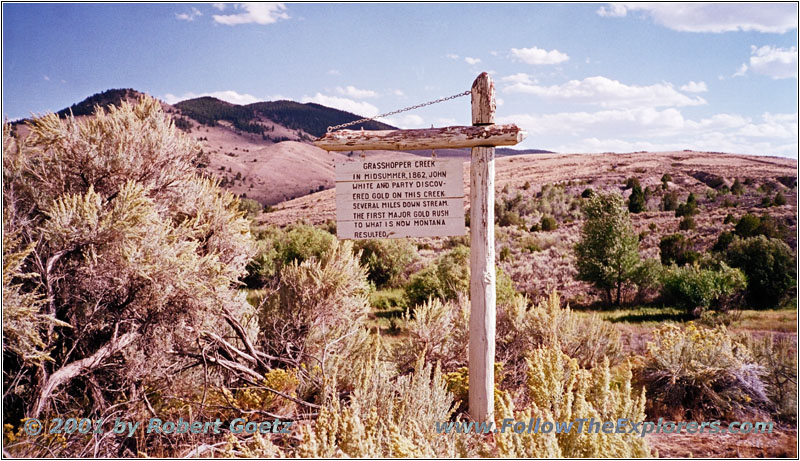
<box><xmin>732</xmin><ymin>309</ymin><xmax>797</xmax><ymax>333</ymax></box>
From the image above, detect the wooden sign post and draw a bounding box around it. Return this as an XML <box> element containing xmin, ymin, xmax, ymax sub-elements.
<box><xmin>315</xmin><ymin>73</ymin><xmax>522</xmax><ymax>422</ymax></box>
<box><xmin>468</xmin><ymin>74</ymin><xmax>496</xmax><ymax>424</ymax></box>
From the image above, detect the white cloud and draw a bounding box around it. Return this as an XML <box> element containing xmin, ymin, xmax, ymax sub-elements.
<box><xmin>176</xmin><ymin>7</ymin><xmax>202</xmax><ymax>22</ymax></box>
<box><xmin>383</xmin><ymin>114</ymin><xmax>425</xmax><ymax>129</ymax></box>
<box><xmin>464</xmin><ymin>56</ymin><xmax>481</xmax><ymax>65</ymax></box>
<box><xmin>336</xmin><ymin>85</ymin><xmax>378</xmax><ymax>99</ymax></box>
<box><xmin>501</xmin><ymin>109</ymin><xmax>797</xmax><ymax>157</ymax></box>
<box><xmin>43</xmin><ymin>75</ymin><xmax>50</xmax><ymax>81</ymax></box>
<box><xmin>163</xmin><ymin>90</ymin><xmax>261</xmax><ymax>105</ymax></box>
<box><xmin>496</xmin><ymin>98</ymin><xmax>504</xmax><ymax>107</ymax></box>
<box><xmin>733</xmin><ymin>63</ymin><xmax>748</xmax><ymax>78</ymax></box>
<box><xmin>596</xmin><ymin>3</ymin><xmax>797</xmax><ymax>33</ymax></box>
<box><xmin>499</xmin><ymin>108</ymin><xmax>687</xmax><ymax>137</ymax></box>
<box><xmin>213</xmin><ymin>3</ymin><xmax>289</xmax><ymax>26</ymax></box>
<box><xmin>434</xmin><ymin>117</ymin><xmax>458</xmax><ymax>126</ymax></box>
<box><xmin>680</xmin><ymin>81</ymin><xmax>708</xmax><ymax>93</ymax></box>
<box><xmin>301</xmin><ymin>93</ymin><xmax>379</xmax><ymax>117</ymax></box>
<box><xmin>510</xmin><ymin>46</ymin><xmax>569</xmax><ymax>65</ymax></box>
<box><xmin>748</xmin><ymin>45</ymin><xmax>798</xmax><ymax>79</ymax></box>
<box><xmin>212</xmin><ymin>3</ymin><xmax>227</xmax><ymax>10</ymax></box>
<box><xmin>503</xmin><ymin>76</ymin><xmax>706</xmax><ymax>108</ymax></box>
<box><xmin>500</xmin><ymin>73</ymin><xmax>536</xmax><ymax>85</ymax></box>
<box><xmin>596</xmin><ymin>3</ymin><xmax>628</xmax><ymax>18</ymax></box>
<box><xmin>393</xmin><ymin>89</ymin><xmax>405</xmax><ymax>97</ymax></box>
<box><xmin>446</xmin><ymin>53</ymin><xmax>459</xmax><ymax>60</ymax></box>
<box><xmin>739</xmin><ymin>112</ymin><xmax>798</xmax><ymax>138</ymax></box>
<box><xmin>326</xmin><ymin>69</ymin><xmax>341</xmax><ymax>76</ymax></box>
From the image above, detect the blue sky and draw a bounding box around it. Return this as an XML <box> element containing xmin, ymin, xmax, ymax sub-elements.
<box><xmin>3</xmin><ymin>2</ymin><xmax>798</xmax><ymax>157</ymax></box>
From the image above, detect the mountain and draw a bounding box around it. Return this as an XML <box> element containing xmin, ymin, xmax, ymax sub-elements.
<box><xmin>19</xmin><ymin>88</ymin><xmax>554</xmax><ymax>206</ymax></box>
<box><xmin>174</xmin><ymin>97</ymin><xmax>397</xmax><ymax>139</ymax></box>
<box><xmin>245</xmin><ymin>101</ymin><xmax>395</xmax><ymax>138</ymax></box>
<box><xmin>55</xmin><ymin>88</ymin><xmax>147</xmax><ymax>118</ymax></box>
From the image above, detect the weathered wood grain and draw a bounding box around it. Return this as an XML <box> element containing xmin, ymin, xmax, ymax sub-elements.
<box><xmin>314</xmin><ymin>124</ymin><xmax>525</xmax><ymax>151</ymax></box>
<box><xmin>468</xmin><ymin>72</ymin><xmax>496</xmax><ymax>423</ymax></box>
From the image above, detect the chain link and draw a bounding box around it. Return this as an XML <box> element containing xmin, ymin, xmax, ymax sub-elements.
<box><xmin>326</xmin><ymin>90</ymin><xmax>471</xmax><ymax>133</ymax></box>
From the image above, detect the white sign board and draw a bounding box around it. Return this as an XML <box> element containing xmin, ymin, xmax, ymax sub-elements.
<box><xmin>335</xmin><ymin>158</ymin><xmax>466</xmax><ymax>239</ymax></box>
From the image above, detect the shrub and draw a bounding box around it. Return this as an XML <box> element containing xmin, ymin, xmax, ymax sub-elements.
<box><xmin>574</xmin><ymin>191</ymin><xmax>641</xmax><ymax>305</ymax></box>
<box><xmin>354</xmin><ymin>238</ymin><xmax>418</xmax><ymax>288</ymax></box>
<box><xmin>675</xmin><ymin>192</ymin><xmax>698</xmax><ymax>217</ymax></box>
<box><xmin>637</xmin><ymin>323</ymin><xmax>769</xmax><ymax>420</ymax></box>
<box><xmin>2</xmin><ymin>98</ymin><xmax>255</xmax><ymax>429</ymax></box>
<box><xmin>493</xmin><ymin>347</ymin><xmax>651</xmax><ymax>457</ymax></box>
<box><xmin>723</xmin><ymin>213</ymin><xmax>736</xmax><ymax>224</ymax></box>
<box><xmin>257</xmin><ymin>240</ymin><xmax>370</xmax><ymax>360</ymax></box>
<box><xmin>712</xmin><ymin>231</ymin><xmax>735</xmax><ymax>253</ymax></box>
<box><xmin>581</xmin><ymin>187</ymin><xmax>593</xmax><ymax>198</ymax></box>
<box><xmin>776</xmin><ymin>176</ymin><xmax>797</xmax><ymax>188</ymax></box>
<box><xmin>238</xmin><ymin>197</ymin><xmax>262</xmax><ymax>218</ymax></box>
<box><xmin>405</xmin><ymin>246</ymin><xmax>469</xmax><ymax>306</ymax></box>
<box><xmin>625</xmin><ymin>176</ymin><xmax>641</xmax><ymax>189</ymax></box>
<box><xmin>661</xmin><ymin>190</ymin><xmax>679</xmax><ymax>211</ymax></box>
<box><xmin>393</xmin><ymin>297</ymin><xmax>468</xmax><ymax>372</ymax></box>
<box><xmin>298</xmin><ymin>358</ymin><xmax>462</xmax><ymax>457</ymax></box>
<box><xmin>243</xmin><ymin>236</ymin><xmax>281</xmax><ymax>288</ymax></box>
<box><xmin>540</xmin><ymin>215</ymin><xmax>558</xmax><ymax>231</ymax></box>
<box><xmin>628</xmin><ymin>184</ymin><xmax>646</xmax><ymax>213</ymax></box>
<box><xmin>726</xmin><ymin>236</ymin><xmax>796</xmax><ymax>308</ymax></box>
<box><xmin>660</xmin><ymin>263</ymin><xmax>746</xmax><ymax>313</ymax></box>
<box><xmin>497</xmin><ymin>209</ymin><xmax>524</xmax><ymax>227</ymax></box>
<box><xmin>631</xmin><ymin>258</ymin><xmax>664</xmax><ymax>303</ymax></box>
<box><xmin>678</xmin><ymin>216</ymin><xmax>696</xmax><ymax>230</ymax></box>
<box><xmin>370</xmin><ymin>288</ymin><xmax>408</xmax><ymax>311</ymax></box>
<box><xmin>731</xmin><ymin>178</ymin><xmax>745</xmax><ymax>195</ymax></box>
<box><xmin>661</xmin><ymin>173</ymin><xmax>672</xmax><ymax>184</ymax></box>
<box><xmin>774</xmin><ymin>191</ymin><xmax>787</xmax><ymax>206</ymax></box>
<box><xmin>405</xmin><ymin>246</ymin><xmax>516</xmax><ymax>308</ymax></box>
<box><xmin>275</xmin><ymin>224</ymin><xmax>337</xmax><ymax>267</ymax></box>
<box><xmin>526</xmin><ymin>183</ymin><xmax>582</xmax><ymax>222</ymax></box>
<box><xmin>737</xmin><ymin>332</ymin><xmax>797</xmax><ymax>423</ymax></box>
<box><xmin>735</xmin><ymin>214</ymin><xmax>761</xmax><ymax>237</ymax></box>
<box><xmin>659</xmin><ymin>233</ymin><xmax>699</xmax><ymax>266</ymax></box>
<box><xmin>496</xmin><ymin>292</ymin><xmax>624</xmax><ymax>383</ymax></box>
<box><xmin>2</xmin><ymin>232</ymin><xmax>67</xmax><ymax>364</ymax></box>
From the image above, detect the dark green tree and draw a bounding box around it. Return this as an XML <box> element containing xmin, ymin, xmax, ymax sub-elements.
<box><xmin>628</xmin><ymin>184</ymin><xmax>646</xmax><ymax>213</ymax></box>
<box><xmin>574</xmin><ymin>192</ymin><xmax>641</xmax><ymax>305</ymax></box>
<box><xmin>727</xmin><ymin>236</ymin><xmax>796</xmax><ymax>308</ymax></box>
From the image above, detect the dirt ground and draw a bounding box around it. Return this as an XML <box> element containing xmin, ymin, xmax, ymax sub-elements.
<box><xmin>648</xmin><ymin>426</ymin><xmax>797</xmax><ymax>458</ymax></box>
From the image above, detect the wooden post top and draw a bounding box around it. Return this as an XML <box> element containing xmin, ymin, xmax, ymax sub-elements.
<box><xmin>472</xmin><ymin>72</ymin><xmax>495</xmax><ymax>125</ymax></box>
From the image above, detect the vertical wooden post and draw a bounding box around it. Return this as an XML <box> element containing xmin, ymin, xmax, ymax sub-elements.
<box><xmin>469</xmin><ymin>72</ymin><xmax>496</xmax><ymax>422</ymax></box>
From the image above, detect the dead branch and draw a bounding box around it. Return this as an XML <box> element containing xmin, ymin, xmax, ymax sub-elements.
<box><xmin>33</xmin><ymin>328</ymin><xmax>137</xmax><ymax>418</ymax></box>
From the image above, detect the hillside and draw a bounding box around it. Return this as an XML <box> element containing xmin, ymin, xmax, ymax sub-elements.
<box><xmin>259</xmin><ymin>150</ymin><xmax>797</xmax><ymax>303</ymax></box>
<box><xmin>54</xmin><ymin>88</ymin><xmax>146</xmax><ymax>118</ymax></box>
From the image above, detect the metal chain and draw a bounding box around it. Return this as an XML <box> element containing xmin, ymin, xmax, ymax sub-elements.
<box><xmin>326</xmin><ymin>90</ymin><xmax>471</xmax><ymax>133</ymax></box>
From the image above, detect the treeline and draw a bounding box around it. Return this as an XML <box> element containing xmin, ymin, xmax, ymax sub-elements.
<box><xmin>245</xmin><ymin>100</ymin><xmax>395</xmax><ymax>138</ymax></box>
<box><xmin>54</xmin><ymin>88</ymin><xmax>142</xmax><ymax>118</ymax></box>
<box><xmin>174</xmin><ymin>97</ymin><xmax>398</xmax><ymax>139</ymax></box>
<box><xmin>174</xmin><ymin>97</ymin><xmax>266</xmax><ymax>134</ymax></box>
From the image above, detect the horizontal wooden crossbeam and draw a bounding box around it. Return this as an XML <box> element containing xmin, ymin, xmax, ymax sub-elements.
<box><xmin>313</xmin><ymin>124</ymin><xmax>526</xmax><ymax>152</ymax></box>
